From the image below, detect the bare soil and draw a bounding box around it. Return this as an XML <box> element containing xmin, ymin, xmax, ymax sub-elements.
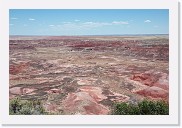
<box><xmin>9</xmin><ymin>35</ymin><xmax>169</xmax><ymax>115</ymax></box>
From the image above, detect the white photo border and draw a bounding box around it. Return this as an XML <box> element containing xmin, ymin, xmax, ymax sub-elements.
<box><xmin>0</xmin><ymin>0</ymin><xmax>179</xmax><ymax>125</ymax></box>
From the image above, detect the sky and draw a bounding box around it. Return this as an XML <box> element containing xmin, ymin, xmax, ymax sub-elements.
<box><xmin>9</xmin><ymin>9</ymin><xmax>169</xmax><ymax>36</ymax></box>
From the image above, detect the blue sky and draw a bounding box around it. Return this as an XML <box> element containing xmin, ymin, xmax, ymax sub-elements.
<box><xmin>9</xmin><ymin>9</ymin><xmax>169</xmax><ymax>35</ymax></box>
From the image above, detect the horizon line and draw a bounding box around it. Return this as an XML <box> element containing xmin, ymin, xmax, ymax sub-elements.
<box><xmin>9</xmin><ymin>34</ymin><xmax>169</xmax><ymax>37</ymax></box>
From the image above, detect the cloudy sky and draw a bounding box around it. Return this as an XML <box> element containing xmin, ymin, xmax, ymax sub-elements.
<box><xmin>9</xmin><ymin>9</ymin><xmax>169</xmax><ymax>35</ymax></box>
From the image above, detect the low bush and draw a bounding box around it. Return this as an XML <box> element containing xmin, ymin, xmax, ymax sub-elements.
<box><xmin>113</xmin><ymin>100</ymin><xmax>169</xmax><ymax>115</ymax></box>
<box><xmin>9</xmin><ymin>97</ymin><xmax>47</xmax><ymax>115</ymax></box>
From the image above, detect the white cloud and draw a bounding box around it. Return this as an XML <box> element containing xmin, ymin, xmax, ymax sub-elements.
<box><xmin>29</xmin><ymin>18</ymin><xmax>35</xmax><ymax>21</ymax></box>
<box><xmin>50</xmin><ymin>20</ymin><xmax>129</xmax><ymax>31</ymax></box>
<box><xmin>74</xmin><ymin>19</ymin><xmax>80</xmax><ymax>22</ymax></box>
<box><xmin>11</xmin><ymin>17</ymin><xmax>18</xmax><ymax>20</ymax></box>
<box><xmin>49</xmin><ymin>25</ymin><xmax>55</xmax><ymax>27</ymax></box>
<box><xmin>60</xmin><ymin>21</ymin><xmax>128</xmax><ymax>27</ymax></box>
<box><xmin>81</xmin><ymin>22</ymin><xmax>113</xmax><ymax>28</ymax></box>
<box><xmin>101</xmin><ymin>22</ymin><xmax>112</xmax><ymax>26</ymax></box>
<box><xmin>81</xmin><ymin>21</ymin><xmax>128</xmax><ymax>27</ymax></box>
<box><xmin>83</xmin><ymin>22</ymin><xmax>93</xmax><ymax>24</ymax></box>
<box><xmin>144</xmin><ymin>20</ymin><xmax>151</xmax><ymax>23</ymax></box>
<box><xmin>112</xmin><ymin>21</ymin><xmax>129</xmax><ymax>24</ymax></box>
<box><xmin>62</xmin><ymin>22</ymin><xmax>71</xmax><ymax>24</ymax></box>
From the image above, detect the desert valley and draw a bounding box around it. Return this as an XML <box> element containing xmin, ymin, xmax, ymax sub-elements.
<box><xmin>9</xmin><ymin>35</ymin><xmax>169</xmax><ymax>115</ymax></box>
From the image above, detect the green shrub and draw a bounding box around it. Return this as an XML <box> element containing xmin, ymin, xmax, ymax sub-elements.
<box><xmin>9</xmin><ymin>97</ymin><xmax>47</xmax><ymax>115</ymax></box>
<box><xmin>113</xmin><ymin>100</ymin><xmax>169</xmax><ymax>115</ymax></box>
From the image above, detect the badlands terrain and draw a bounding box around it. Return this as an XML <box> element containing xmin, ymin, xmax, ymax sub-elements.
<box><xmin>9</xmin><ymin>35</ymin><xmax>169</xmax><ymax>115</ymax></box>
